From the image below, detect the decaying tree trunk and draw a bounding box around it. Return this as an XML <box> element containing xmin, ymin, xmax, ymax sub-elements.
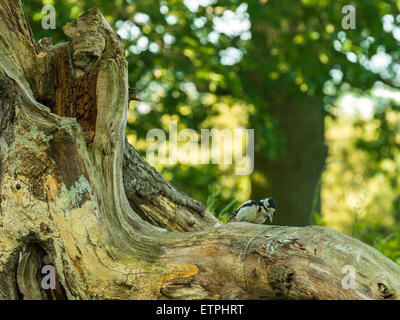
<box><xmin>0</xmin><ymin>0</ymin><xmax>400</xmax><ymax>300</ymax></box>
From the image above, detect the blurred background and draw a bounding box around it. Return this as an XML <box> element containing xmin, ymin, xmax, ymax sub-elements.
<box><xmin>24</xmin><ymin>0</ymin><xmax>400</xmax><ymax>264</ymax></box>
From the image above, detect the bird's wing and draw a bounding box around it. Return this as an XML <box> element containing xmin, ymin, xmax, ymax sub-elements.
<box><xmin>235</xmin><ymin>205</ymin><xmax>258</xmax><ymax>222</ymax></box>
<box><xmin>226</xmin><ymin>200</ymin><xmax>253</xmax><ymax>223</ymax></box>
<box><xmin>227</xmin><ymin>200</ymin><xmax>255</xmax><ymax>223</ymax></box>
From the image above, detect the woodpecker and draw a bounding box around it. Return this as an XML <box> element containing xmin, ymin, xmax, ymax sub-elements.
<box><xmin>226</xmin><ymin>198</ymin><xmax>277</xmax><ymax>224</ymax></box>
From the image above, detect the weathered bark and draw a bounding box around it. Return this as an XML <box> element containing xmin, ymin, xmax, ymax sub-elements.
<box><xmin>0</xmin><ymin>0</ymin><xmax>399</xmax><ymax>300</ymax></box>
<box><xmin>123</xmin><ymin>142</ymin><xmax>220</xmax><ymax>232</ymax></box>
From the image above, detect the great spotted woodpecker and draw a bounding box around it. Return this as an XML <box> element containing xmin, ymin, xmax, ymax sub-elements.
<box><xmin>226</xmin><ymin>198</ymin><xmax>277</xmax><ymax>224</ymax></box>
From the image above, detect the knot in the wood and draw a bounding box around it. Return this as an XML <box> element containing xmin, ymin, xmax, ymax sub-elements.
<box><xmin>376</xmin><ymin>282</ymin><xmax>394</xmax><ymax>299</ymax></box>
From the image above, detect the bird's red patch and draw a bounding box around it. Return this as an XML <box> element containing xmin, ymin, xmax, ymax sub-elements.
<box><xmin>231</xmin><ymin>217</ymin><xmax>237</xmax><ymax>221</ymax></box>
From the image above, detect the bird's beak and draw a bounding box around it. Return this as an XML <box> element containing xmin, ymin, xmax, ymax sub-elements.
<box><xmin>268</xmin><ymin>210</ymin><xmax>274</xmax><ymax>223</ymax></box>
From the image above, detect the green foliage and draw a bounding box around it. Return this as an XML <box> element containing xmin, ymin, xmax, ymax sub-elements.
<box><xmin>353</xmin><ymin>97</ymin><xmax>400</xmax><ymax>222</ymax></box>
<box><xmin>374</xmin><ymin>230</ymin><xmax>400</xmax><ymax>265</ymax></box>
<box><xmin>311</xmin><ymin>210</ymin><xmax>326</xmax><ymax>226</ymax></box>
<box><xmin>322</xmin><ymin>108</ymin><xmax>400</xmax><ymax>265</ymax></box>
<box><xmin>351</xmin><ymin>215</ymin><xmax>400</xmax><ymax>265</ymax></box>
<box><xmin>206</xmin><ymin>185</ymin><xmax>238</xmax><ymax>221</ymax></box>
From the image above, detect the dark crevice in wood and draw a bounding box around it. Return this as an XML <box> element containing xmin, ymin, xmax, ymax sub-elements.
<box><xmin>74</xmin><ymin>61</ymin><xmax>99</xmax><ymax>143</ymax></box>
<box><xmin>53</xmin><ymin>44</ymin><xmax>99</xmax><ymax>144</ymax></box>
<box><xmin>14</xmin><ymin>266</ymin><xmax>23</xmax><ymax>300</ymax></box>
<box><xmin>0</xmin><ymin>73</ymin><xmax>18</xmax><ymax>146</ymax></box>
<box><xmin>377</xmin><ymin>282</ymin><xmax>394</xmax><ymax>299</ymax></box>
<box><xmin>16</xmin><ymin>243</ymin><xmax>67</xmax><ymax>300</ymax></box>
<box><xmin>33</xmin><ymin>41</ymin><xmax>99</xmax><ymax>145</ymax></box>
<box><xmin>54</xmin><ymin>45</ymin><xmax>75</xmax><ymax>116</ymax></box>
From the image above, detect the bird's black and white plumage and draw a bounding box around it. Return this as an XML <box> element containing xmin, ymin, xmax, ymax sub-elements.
<box><xmin>226</xmin><ymin>198</ymin><xmax>277</xmax><ymax>224</ymax></box>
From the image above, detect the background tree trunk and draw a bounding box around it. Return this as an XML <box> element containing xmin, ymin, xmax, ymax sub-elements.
<box><xmin>0</xmin><ymin>0</ymin><xmax>399</xmax><ymax>300</ymax></box>
<box><xmin>245</xmin><ymin>2</ymin><xmax>327</xmax><ymax>226</ymax></box>
<box><xmin>251</xmin><ymin>94</ymin><xmax>326</xmax><ymax>226</ymax></box>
